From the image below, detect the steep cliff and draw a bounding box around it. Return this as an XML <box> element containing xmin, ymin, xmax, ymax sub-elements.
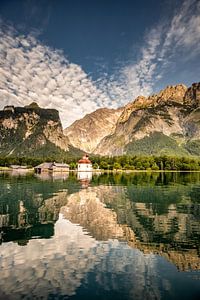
<box><xmin>0</xmin><ymin>103</ymin><xmax>81</xmax><ymax>157</ymax></box>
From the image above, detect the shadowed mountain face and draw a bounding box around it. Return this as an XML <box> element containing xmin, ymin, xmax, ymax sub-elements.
<box><xmin>64</xmin><ymin>82</ymin><xmax>200</xmax><ymax>156</ymax></box>
<box><xmin>0</xmin><ymin>103</ymin><xmax>82</xmax><ymax>157</ymax></box>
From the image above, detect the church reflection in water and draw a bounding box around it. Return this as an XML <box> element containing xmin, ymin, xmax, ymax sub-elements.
<box><xmin>0</xmin><ymin>172</ymin><xmax>200</xmax><ymax>299</ymax></box>
<box><xmin>77</xmin><ymin>171</ymin><xmax>93</xmax><ymax>188</ymax></box>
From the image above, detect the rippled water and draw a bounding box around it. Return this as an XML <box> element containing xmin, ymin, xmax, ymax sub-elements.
<box><xmin>0</xmin><ymin>171</ymin><xmax>200</xmax><ymax>299</ymax></box>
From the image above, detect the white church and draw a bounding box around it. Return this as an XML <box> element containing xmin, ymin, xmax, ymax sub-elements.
<box><xmin>77</xmin><ymin>154</ymin><xmax>93</xmax><ymax>172</ymax></box>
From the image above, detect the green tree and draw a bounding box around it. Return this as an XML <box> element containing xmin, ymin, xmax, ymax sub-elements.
<box><xmin>151</xmin><ymin>163</ymin><xmax>159</xmax><ymax>170</ymax></box>
<box><xmin>69</xmin><ymin>162</ymin><xmax>77</xmax><ymax>170</ymax></box>
<box><xmin>93</xmin><ymin>162</ymin><xmax>99</xmax><ymax>169</ymax></box>
<box><xmin>100</xmin><ymin>161</ymin><xmax>109</xmax><ymax>170</ymax></box>
<box><xmin>113</xmin><ymin>162</ymin><xmax>122</xmax><ymax>170</ymax></box>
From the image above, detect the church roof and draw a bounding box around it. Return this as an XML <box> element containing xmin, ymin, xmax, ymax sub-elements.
<box><xmin>78</xmin><ymin>154</ymin><xmax>92</xmax><ymax>164</ymax></box>
<box><xmin>78</xmin><ymin>159</ymin><xmax>91</xmax><ymax>164</ymax></box>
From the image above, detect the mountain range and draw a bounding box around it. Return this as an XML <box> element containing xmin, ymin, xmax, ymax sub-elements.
<box><xmin>65</xmin><ymin>82</ymin><xmax>200</xmax><ymax>156</ymax></box>
<box><xmin>0</xmin><ymin>82</ymin><xmax>200</xmax><ymax>157</ymax></box>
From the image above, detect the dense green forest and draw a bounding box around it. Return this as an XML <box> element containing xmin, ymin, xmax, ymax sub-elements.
<box><xmin>0</xmin><ymin>155</ymin><xmax>200</xmax><ymax>171</ymax></box>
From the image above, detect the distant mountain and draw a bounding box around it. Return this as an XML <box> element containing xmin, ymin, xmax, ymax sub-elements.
<box><xmin>0</xmin><ymin>103</ymin><xmax>82</xmax><ymax>158</ymax></box>
<box><xmin>65</xmin><ymin>82</ymin><xmax>200</xmax><ymax>156</ymax></box>
<box><xmin>64</xmin><ymin>107</ymin><xmax>123</xmax><ymax>153</ymax></box>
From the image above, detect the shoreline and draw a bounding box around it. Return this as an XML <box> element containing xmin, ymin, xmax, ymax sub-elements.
<box><xmin>1</xmin><ymin>167</ymin><xmax>200</xmax><ymax>173</ymax></box>
<box><xmin>0</xmin><ymin>167</ymin><xmax>34</xmax><ymax>172</ymax></box>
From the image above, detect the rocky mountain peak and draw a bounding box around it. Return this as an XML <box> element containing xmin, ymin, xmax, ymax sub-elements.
<box><xmin>64</xmin><ymin>107</ymin><xmax>123</xmax><ymax>153</ymax></box>
<box><xmin>155</xmin><ymin>84</ymin><xmax>187</xmax><ymax>103</ymax></box>
<box><xmin>118</xmin><ymin>84</ymin><xmax>188</xmax><ymax>124</ymax></box>
<box><xmin>184</xmin><ymin>82</ymin><xmax>200</xmax><ymax>107</ymax></box>
<box><xmin>118</xmin><ymin>96</ymin><xmax>150</xmax><ymax>124</ymax></box>
<box><xmin>132</xmin><ymin>95</ymin><xmax>148</xmax><ymax>106</ymax></box>
<box><xmin>25</xmin><ymin>102</ymin><xmax>40</xmax><ymax>109</ymax></box>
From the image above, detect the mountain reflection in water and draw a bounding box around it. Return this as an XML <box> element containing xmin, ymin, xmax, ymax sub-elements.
<box><xmin>0</xmin><ymin>171</ymin><xmax>200</xmax><ymax>299</ymax></box>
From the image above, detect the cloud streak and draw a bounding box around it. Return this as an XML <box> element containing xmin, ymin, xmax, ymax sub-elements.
<box><xmin>97</xmin><ymin>0</ymin><xmax>200</xmax><ymax>104</ymax></box>
<box><xmin>0</xmin><ymin>21</ymin><xmax>110</xmax><ymax>127</ymax></box>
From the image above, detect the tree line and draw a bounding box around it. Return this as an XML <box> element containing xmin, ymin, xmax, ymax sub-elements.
<box><xmin>90</xmin><ymin>155</ymin><xmax>200</xmax><ymax>171</ymax></box>
<box><xmin>0</xmin><ymin>155</ymin><xmax>200</xmax><ymax>171</ymax></box>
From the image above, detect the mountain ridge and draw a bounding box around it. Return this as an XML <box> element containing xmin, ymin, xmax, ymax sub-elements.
<box><xmin>0</xmin><ymin>82</ymin><xmax>200</xmax><ymax>157</ymax></box>
<box><xmin>65</xmin><ymin>82</ymin><xmax>200</xmax><ymax>156</ymax></box>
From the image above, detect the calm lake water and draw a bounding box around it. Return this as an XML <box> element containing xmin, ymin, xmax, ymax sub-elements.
<box><xmin>0</xmin><ymin>171</ymin><xmax>200</xmax><ymax>300</ymax></box>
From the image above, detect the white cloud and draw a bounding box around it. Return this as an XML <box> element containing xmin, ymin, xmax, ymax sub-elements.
<box><xmin>0</xmin><ymin>22</ymin><xmax>111</xmax><ymax>127</ymax></box>
<box><xmin>160</xmin><ymin>0</ymin><xmax>200</xmax><ymax>59</ymax></box>
<box><xmin>97</xmin><ymin>0</ymin><xmax>200</xmax><ymax>105</ymax></box>
<box><xmin>96</xmin><ymin>26</ymin><xmax>163</xmax><ymax>105</ymax></box>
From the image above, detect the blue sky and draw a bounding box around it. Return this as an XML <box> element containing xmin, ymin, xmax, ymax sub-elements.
<box><xmin>0</xmin><ymin>0</ymin><xmax>200</xmax><ymax>126</ymax></box>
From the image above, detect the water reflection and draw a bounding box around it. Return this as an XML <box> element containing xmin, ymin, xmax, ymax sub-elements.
<box><xmin>77</xmin><ymin>171</ymin><xmax>92</xmax><ymax>188</ymax></box>
<box><xmin>0</xmin><ymin>214</ymin><xmax>101</xmax><ymax>298</ymax></box>
<box><xmin>35</xmin><ymin>171</ymin><xmax>69</xmax><ymax>181</ymax></box>
<box><xmin>0</xmin><ymin>173</ymin><xmax>72</xmax><ymax>245</ymax></box>
<box><xmin>0</xmin><ymin>172</ymin><xmax>200</xmax><ymax>299</ymax></box>
<box><xmin>61</xmin><ymin>187</ymin><xmax>126</xmax><ymax>241</ymax></box>
<box><xmin>60</xmin><ymin>185</ymin><xmax>200</xmax><ymax>271</ymax></box>
<box><xmin>0</xmin><ymin>190</ymin><xmax>69</xmax><ymax>244</ymax></box>
<box><xmin>9</xmin><ymin>169</ymin><xmax>33</xmax><ymax>177</ymax></box>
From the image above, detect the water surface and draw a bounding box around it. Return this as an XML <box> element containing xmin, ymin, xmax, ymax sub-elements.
<box><xmin>0</xmin><ymin>171</ymin><xmax>200</xmax><ymax>299</ymax></box>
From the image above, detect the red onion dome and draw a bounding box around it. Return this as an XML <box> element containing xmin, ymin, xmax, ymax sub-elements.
<box><xmin>78</xmin><ymin>158</ymin><xmax>91</xmax><ymax>164</ymax></box>
<box><xmin>78</xmin><ymin>154</ymin><xmax>91</xmax><ymax>164</ymax></box>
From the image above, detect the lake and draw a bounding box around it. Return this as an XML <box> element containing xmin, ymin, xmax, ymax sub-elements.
<box><xmin>0</xmin><ymin>171</ymin><xmax>200</xmax><ymax>299</ymax></box>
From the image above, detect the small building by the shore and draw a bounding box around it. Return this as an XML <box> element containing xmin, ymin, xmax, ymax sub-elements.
<box><xmin>34</xmin><ymin>162</ymin><xmax>53</xmax><ymax>173</ymax></box>
<box><xmin>77</xmin><ymin>154</ymin><xmax>92</xmax><ymax>172</ymax></box>
<box><xmin>49</xmin><ymin>163</ymin><xmax>69</xmax><ymax>172</ymax></box>
<box><xmin>10</xmin><ymin>165</ymin><xmax>28</xmax><ymax>170</ymax></box>
<box><xmin>34</xmin><ymin>162</ymin><xmax>69</xmax><ymax>173</ymax></box>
